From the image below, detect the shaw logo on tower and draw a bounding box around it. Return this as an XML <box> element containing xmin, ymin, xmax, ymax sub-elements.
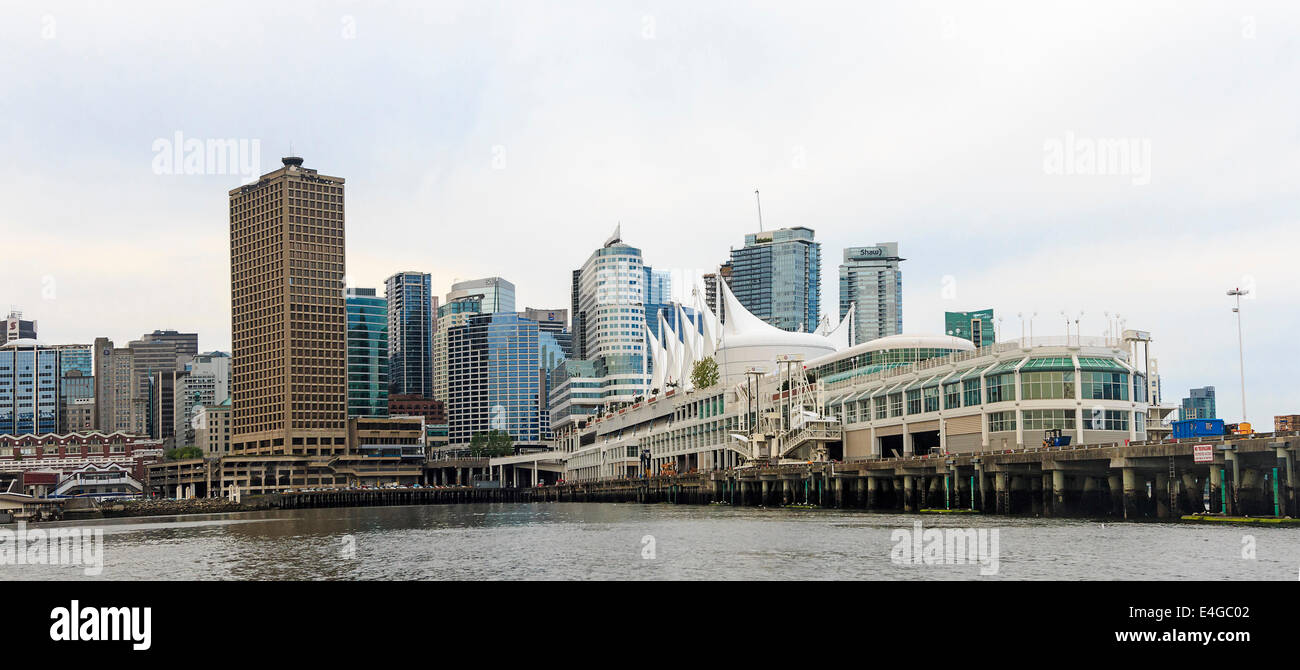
<box><xmin>49</xmin><ymin>600</ymin><xmax>152</xmax><ymax>651</ymax></box>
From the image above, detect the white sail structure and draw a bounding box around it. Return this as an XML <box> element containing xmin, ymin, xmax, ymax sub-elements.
<box><xmin>693</xmin><ymin>285</ymin><xmax>718</xmax><ymax>360</ymax></box>
<box><xmin>643</xmin><ymin>273</ymin><xmax>845</xmax><ymax>393</ymax></box>
<box><xmin>826</xmin><ymin>302</ymin><xmax>855</xmax><ymax>351</ymax></box>
<box><xmin>675</xmin><ymin>303</ymin><xmax>696</xmax><ymax>390</ymax></box>
<box><xmin>646</xmin><ymin>323</ymin><xmax>666</xmax><ymax>393</ymax></box>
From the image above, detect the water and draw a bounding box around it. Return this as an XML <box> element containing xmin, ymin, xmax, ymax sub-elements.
<box><xmin>3</xmin><ymin>503</ymin><xmax>1298</xmax><ymax>580</ymax></box>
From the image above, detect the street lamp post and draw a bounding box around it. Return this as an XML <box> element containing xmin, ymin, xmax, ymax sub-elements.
<box><xmin>1227</xmin><ymin>288</ymin><xmax>1249</xmax><ymax>422</ymax></box>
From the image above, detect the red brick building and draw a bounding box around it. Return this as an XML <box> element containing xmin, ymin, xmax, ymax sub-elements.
<box><xmin>387</xmin><ymin>395</ymin><xmax>446</xmax><ymax>424</ymax></box>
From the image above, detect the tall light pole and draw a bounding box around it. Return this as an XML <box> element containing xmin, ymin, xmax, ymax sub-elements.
<box><xmin>1227</xmin><ymin>288</ymin><xmax>1249</xmax><ymax>422</ymax></box>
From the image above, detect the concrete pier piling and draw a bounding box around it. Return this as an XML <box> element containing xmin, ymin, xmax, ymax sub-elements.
<box><xmin>994</xmin><ymin>472</ymin><xmax>1008</xmax><ymax>515</ymax></box>
<box><xmin>1155</xmin><ymin>471</ymin><xmax>1171</xmax><ymax>519</ymax></box>
<box><xmin>1122</xmin><ymin>468</ymin><xmax>1142</xmax><ymax>519</ymax></box>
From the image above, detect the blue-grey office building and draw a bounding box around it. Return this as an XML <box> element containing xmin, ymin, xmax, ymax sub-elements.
<box><xmin>446</xmin><ymin>312</ymin><xmax>566</xmax><ymax>447</ymax></box>
<box><xmin>840</xmin><ymin>243</ymin><xmax>904</xmax><ymax>345</ymax></box>
<box><xmin>0</xmin><ymin>340</ymin><xmax>62</xmax><ymax>435</ymax></box>
<box><xmin>729</xmin><ymin>226</ymin><xmax>821</xmax><ymax>333</ymax></box>
<box><xmin>385</xmin><ymin>271</ymin><xmax>435</xmax><ymax>398</ymax></box>
<box><xmin>1180</xmin><ymin>386</ymin><xmax>1216</xmax><ymax>420</ymax></box>
<box><xmin>347</xmin><ymin>288</ymin><xmax>389</xmax><ymax>417</ymax></box>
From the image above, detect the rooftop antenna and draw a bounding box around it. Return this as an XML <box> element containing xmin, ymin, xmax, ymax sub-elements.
<box><xmin>754</xmin><ymin>189</ymin><xmax>764</xmax><ymax>232</ymax></box>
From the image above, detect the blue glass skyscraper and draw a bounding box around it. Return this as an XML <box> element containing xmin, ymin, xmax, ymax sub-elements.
<box><xmin>385</xmin><ymin>271</ymin><xmax>434</xmax><ymax>398</ymax></box>
<box><xmin>347</xmin><ymin>288</ymin><xmax>389</xmax><ymax>417</ymax></box>
<box><xmin>0</xmin><ymin>340</ymin><xmax>62</xmax><ymax>435</ymax></box>
<box><xmin>729</xmin><ymin>226</ymin><xmax>821</xmax><ymax>333</ymax></box>
<box><xmin>447</xmin><ymin>312</ymin><xmax>562</xmax><ymax>447</ymax></box>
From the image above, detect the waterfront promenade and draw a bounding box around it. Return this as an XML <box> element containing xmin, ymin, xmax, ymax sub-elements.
<box><xmin>201</xmin><ymin>431</ymin><xmax>1299</xmax><ymax>521</ymax></box>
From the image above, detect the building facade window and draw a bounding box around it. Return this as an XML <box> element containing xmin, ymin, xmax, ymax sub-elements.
<box><xmin>1022</xmin><ymin>409</ymin><xmax>1076</xmax><ymax>431</ymax></box>
<box><xmin>943</xmin><ymin>382</ymin><xmax>961</xmax><ymax>410</ymax></box>
<box><xmin>1085</xmin><ymin>409</ymin><xmax>1129</xmax><ymax>431</ymax></box>
<box><xmin>1020</xmin><ymin>371</ymin><xmax>1074</xmax><ymax>400</ymax></box>
<box><xmin>1081</xmin><ymin>372</ymin><xmax>1129</xmax><ymax>401</ymax></box>
<box><xmin>988</xmin><ymin>411</ymin><xmax>1016</xmax><ymax>432</ymax></box>
<box><xmin>985</xmin><ymin>374</ymin><xmax>1014</xmax><ymax>404</ymax></box>
<box><xmin>922</xmin><ymin>386</ymin><xmax>940</xmax><ymax>413</ymax></box>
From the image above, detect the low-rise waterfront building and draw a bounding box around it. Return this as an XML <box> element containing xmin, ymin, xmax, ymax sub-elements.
<box><xmin>0</xmin><ymin>431</ymin><xmax>164</xmax><ymax>491</ymax></box>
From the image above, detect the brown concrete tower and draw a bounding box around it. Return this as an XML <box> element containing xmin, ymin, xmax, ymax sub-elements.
<box><xmin>228</xmin><ymin>156</ymin><xmax>346</xmax><ymax>457</ymax></box>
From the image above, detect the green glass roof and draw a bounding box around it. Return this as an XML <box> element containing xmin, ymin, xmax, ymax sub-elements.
<box><xmin>821</xmin><ymin>364</ymin><xmax>893</xmax><ymax>385</ymax></box>
<box><xmin>872</xmin><ymin>382</ymin><xmax>903</xmax><ymax>398</ymax></box>
<box><xmin>958</xmin><ymin>363</ymin><xmax>994</xmax><ymax>381</ymax></box>
<box><xmin>925</xmin><ymin>374</ymin><xmax>956</xmax><ymax>390</ymax></box>
<box><xmin>987</xmin><ymin>358</ymin><xmax>1023</xmax><ymax>375</ymax></box>
<box><xmin>1077</xmin><ymin>357</ymin><xmax>1126</xmax><ymax>372</ymax></box>
<box><xmin>904</xmin><ymin>376</ymin><xmax>933</xmax><ymax>392</ymax></box>
<box><xmin>1021</xmin><ymin>357</ymin><xmax>1075</xmax><ymax>372</ymax></box>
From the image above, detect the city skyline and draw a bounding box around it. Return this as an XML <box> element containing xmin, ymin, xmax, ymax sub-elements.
<box><xmin>3</xmin><ymin>2</ymin><xmax>1298</xmax><ymax>425</ymax></box>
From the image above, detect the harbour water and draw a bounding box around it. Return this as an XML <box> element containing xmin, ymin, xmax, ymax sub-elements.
<box><xmin>3</xmin><ymin>503</ymin><xmax>1297</xmax><ymax>580</ymax></box>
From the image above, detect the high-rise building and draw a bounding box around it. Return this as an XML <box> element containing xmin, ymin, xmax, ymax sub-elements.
<box><xmin>839</xmin><ymin>243</ymin><xmax>904</xmax><ymax>345</ymax></box>
<box><xmin>552</xmin><ymin>226</ymin><xmax>648</xmax><ymax>430</ymax></box>
<box><xmin>702</xmin><ymin>262</ymin><xmax>732</xmax><ymax>324</ymax></box>
<box><xmin>93</xmin><ymin>337</ymin><xmax>134</xmax><ymax>433</ymax></box>
<box><xmin>3</xmin><ymin>309</ymin><xmax>37</xmax><ymax>342</ymax></box>
<box><xmin>945</xmin><ymin>309</ymin><xmax>995</xmax><ymax>348</ymax></box>
<box><xmin>445</xmin><ymin>312</ymin><xmax>564</xmax><ymax>447</ymax></box>
<box><xmin>0</xmin><ymin>339</ymin><xmax>62</xmax><ymax>435</ymax></box>
<box><xmin>91</xmin><ymin>332</ymin><xmax>195</xmax><ymax>438</ymax></box>
<box><xmin>346</xmin><ymin>288</ymin><xmax>388</xmax><ymax>417</ymax></box>
<box><xmin>1180</xmin><ymin>386</ymin><xmax>1216</xmax><ymax>420</ymax></box>
<box><xmin>432</xmin><ymin>294</ymin><xmax>485</xmax><ymax>402</ymax></box>
<box><xmin>385</xmin><ymin>271</ymin><xmax>435</xmax><ymax>399</ymax></box>
<box><xmin>55</xmin><ymin>344</ymin><xmax>94</xmax><ymax>433</ymax></box>
<box><xmin>642</xmin><ymin>267</ymin><xmax>673</xmax><ymax>344</ymax></box>
<box><xmin>729</xmin><ymin>227</ymin><xmax>820</xmax><ymax>333</ymax></box>
<box><xmin>569</xmin><ymin>269</ymin><xmax>586</xmax><ymax>360</ymax></box>
<box><xmin>135</xmin><ymin>331</ymin><xmax>198</xmax><ymax>440</ymax></box>
<box><xmin>229</xmin><ymin>156</ymin><xmax>347</xmax><ymax>456</ymax></box>
<box><xmin>447</xmin><ymin>276</ymin><xmax>516</xmax><ymax>314</ymax></box>
<box><xmin>173</xmin><ymin>351</ymin><xmax>231</xmax><ymax>446</ymax></box>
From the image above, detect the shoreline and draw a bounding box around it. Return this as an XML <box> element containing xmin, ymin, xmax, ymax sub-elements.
<box><xmin>7</xmin><ymin>494</ymin><xmax>1294</xmax><ymax>527</ymax></box>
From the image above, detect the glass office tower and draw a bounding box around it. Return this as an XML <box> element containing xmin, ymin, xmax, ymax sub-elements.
<box><xmin>1180</xmin><ymin>386</ymin><xmax>1216</xmax><ymax>420</ymax></box>
<box><xmin>347</xmin><ymin>288</ymin><xmax>389</xmax><ymax>417</ymax></box>
<box><xmin>446</xmin><ymin>312</ymin><xmax>561</xmax><ymax>447</ymax></box>
<box><xmin>729</xmin><ymin>227</ymin><xmax>820</xmax><ymax>333</ymax></box>
<box><xmin>839</xmin><ymin>243</ymin><xmax>904</xmax><ymax>345</ymax></box>
<box><xmin>385</xmin><ymin>271</ymin><xmax>434</xmax><ymax>398</ymax></box>
<box><xmin>0</xmin><ymin>340</ymin><xmax>61</xmax><ymax>435</ymax></box>
<box><xmin>945</xmin><ymin>309</ymin><xmax>995</xmax><ymax>348</ymax></box>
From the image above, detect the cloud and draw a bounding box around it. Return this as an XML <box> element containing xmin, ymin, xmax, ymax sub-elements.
<box><xmin>2</xmin><ymin>0</ymin><xmax>1297</xmax><ymax>421</ymax></box>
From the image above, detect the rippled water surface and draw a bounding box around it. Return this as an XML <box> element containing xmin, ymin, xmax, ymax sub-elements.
<box><xmin>4</xmin><ymin>503</ymin><xmax>1298</xmax><ymax>580</ymax></box>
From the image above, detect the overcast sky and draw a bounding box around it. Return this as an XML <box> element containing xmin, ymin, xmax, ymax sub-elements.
<box><xmin>2</xmin><ymin>0</ymin><xmax>1297</xmax><ymax>423</ymax></box>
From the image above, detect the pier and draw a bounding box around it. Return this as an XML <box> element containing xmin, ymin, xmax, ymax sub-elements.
<box><xmin>257</xmin><ymin>433</ymin><xmax>1298</xmax><ymax>520</ymax></box>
